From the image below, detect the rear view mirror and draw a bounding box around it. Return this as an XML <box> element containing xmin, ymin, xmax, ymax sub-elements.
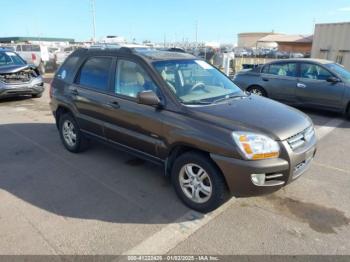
<box><xmin>137</xmin><ymin>91</ymin><xmax>161</xmax><ymax>107</ymax></box>
<box><xmin>327</xmin><ymin>76</ymin><xmax>341</xmax><ymax>83</ymax></box>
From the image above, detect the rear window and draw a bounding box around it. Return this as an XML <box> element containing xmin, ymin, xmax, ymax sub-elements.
<box><xmin>75</xmin><ymin>57</ymin><xmax>112</xmax><ymax>91</ymax></box>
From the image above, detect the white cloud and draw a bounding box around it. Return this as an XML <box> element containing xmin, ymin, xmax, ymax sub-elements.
<box><xmin>338</xmin><ymin>6</ymin><xmax>350</xmax><ymax>11</ymax></box>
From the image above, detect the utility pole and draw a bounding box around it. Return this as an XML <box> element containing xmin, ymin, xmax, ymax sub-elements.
<box><xmin>91</xmin><ymin>0</ymin><xmax>96</xmax><ymax>43</ymax></box>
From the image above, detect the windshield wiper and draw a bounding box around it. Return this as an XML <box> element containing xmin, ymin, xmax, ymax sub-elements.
<box><xmin>213</xmin><ymin>94</ymin><xmax>246</xmax><ymax>104</ymax></box>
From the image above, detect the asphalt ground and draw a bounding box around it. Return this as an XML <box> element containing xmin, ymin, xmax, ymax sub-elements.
<box><xmin>0</xmin><ymin>82</ymin><xmax>349</xmax><ymax>255</ymax></box>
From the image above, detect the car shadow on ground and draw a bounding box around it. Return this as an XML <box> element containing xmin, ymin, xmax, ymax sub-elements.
<box><xmin>296</xmin><ymin>106</ymin><xmax>348</xmax><ymax>127</ymax></box>
<box><xmin>0</xmin><ymin>123</ymin><xmax>205</xmax><ymax>224</ymax></box>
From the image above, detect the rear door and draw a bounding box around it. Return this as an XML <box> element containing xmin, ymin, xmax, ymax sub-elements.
<box><xmin>260</xmin><ymin>62</ymin><xmax>298</xmax><ymax>102</ymax></box>
<box><xmin>103</xmin><ymin>58</ymin><xmax>165</xmax><ymax>159</ymax></box>
<box><xmin>69</xmin><ymin>56</ymin><xmax>114</xmax><ymax>138</ymax></box>
<box><xmin>296</xmin><ymin>62</ymin><xmax>346</xmax><ymax>109</ymax></box>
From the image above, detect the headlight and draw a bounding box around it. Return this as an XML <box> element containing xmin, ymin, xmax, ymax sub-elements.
<box><xmin>232</xmin><ymin>132</ymin><xmax>280</xmax><ymax>160</ymax></box>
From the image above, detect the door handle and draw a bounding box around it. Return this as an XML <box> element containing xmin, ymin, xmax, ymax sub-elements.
<box><xmin>70</xmin><ymin>88</ymin><xmax>79</xmax><ymax>95</ymax></box>
<box><xmin>107</xmin><ymin>101</ymin><xmax>120</xmax><ymax>109</ymax></box>
<box><xmin>262</xmin><ymin>78</ymin><xmax>269</xmax><ymax>82</ymax></box>
<box><xmin>297</xmin><ymin>83</ymin><xmax>307</xmax><ymax>88</ymax></box>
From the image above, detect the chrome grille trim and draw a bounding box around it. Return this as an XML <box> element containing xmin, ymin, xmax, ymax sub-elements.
<box><xmin>287</xmin><ymin>126</ymin><xmax>315</xmax><ymax>150</ymax></box>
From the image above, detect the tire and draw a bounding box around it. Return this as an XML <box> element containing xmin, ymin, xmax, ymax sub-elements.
<box><xmin>59</xmin><ymin>113</ymin><xmax>89</xmax><ymax>153</ymax></box>
<box><xmin>247</xmin><ymin>86</ymin><xmax>267</xmax><ymax>97</ymax></box>
<box><xmin>32</xmin><ymin>92</ymin><xmax>43</xmax><ymax>98</ymax></box>
<box><xmin>346</xmin><ymin>106</ymin><xmax>350</xmax><ymax>120</ymax></box>
<box><xmin>171</xmin><ymin>152</ymin><xmax>228</xmax><ymax>213</ymax></box>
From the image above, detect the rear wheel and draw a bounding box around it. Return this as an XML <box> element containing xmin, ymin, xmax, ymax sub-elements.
<box><xmin>59</xmin><ymin>113</ymin><xmax>89</xmax><ymax>153</ymax></box>
<box><xmin>171</xmin><ymin>152</ymin><xmax>228</xmax><ymax>213</ymax></box>
<box><xmin>346</xmin><ymin>105</ymin><xmax>350</xmax><ymax>120</ymax></box>
<box><xmin>247</xmin><ymin>86</ymin><xmax>267</xmax><ymax>97</ymax></box>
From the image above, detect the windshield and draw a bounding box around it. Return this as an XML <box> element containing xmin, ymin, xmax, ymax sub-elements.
<box><xmin>153</xmin><ymin>59</ymin><xmax>244</xmax><ymax>104</ymax></box>
<box><xmin>325</xmin><ymin>63</ymin><xmax>350</xmax><ymax>83</ymax></box>
<box><xmin>0</xmin><ymin>52</ymin><xmax>26</xmax><ymax>66</ymax></box>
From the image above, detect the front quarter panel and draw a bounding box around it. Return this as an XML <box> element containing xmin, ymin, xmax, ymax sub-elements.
<box><xmin>158</xmin><ymin>109</ymin><xmax>242</xmax><ymax>160</ymax></box>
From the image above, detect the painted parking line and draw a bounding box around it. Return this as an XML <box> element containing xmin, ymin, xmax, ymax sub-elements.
<box><xmin>122</xmin><ymin>198</ymin><xmax>236</xmax><ymax>255</ymax></box>
<box><xmin>123</xmin><ymin>116</ymin><xmax>345</xmax><ymax>255</ymax></box>
<box><xmin>314</xmin><ymin>118</ymin><xmax>345</xmax><ymax>140</ymax></box>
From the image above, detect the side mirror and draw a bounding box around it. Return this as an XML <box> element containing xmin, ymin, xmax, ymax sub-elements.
<box><xmin>327</xmin><ymin>76</ymin><xmax>341</xmax><ymax>83</ymax></box>
<box><xmin>137</xmin><ymin>91</ymin><xmax>161</xmax><ymax>107</ymax></box>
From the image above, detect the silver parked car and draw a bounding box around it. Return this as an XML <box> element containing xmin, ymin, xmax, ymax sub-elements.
<box><xmin>0</xmin><ymin>48</ymin><xmax>44</xmax><ymax>99</ymax></box>
<box><xmin>233</xmin><ymin>59</ymin><xmax>350</xmax><ymax>118</ymax></box>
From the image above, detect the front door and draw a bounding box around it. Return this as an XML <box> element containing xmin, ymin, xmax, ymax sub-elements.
<box><xmin>296</xmin><ymin>63</ymin><xmax>346</xmax><ymax>109</ymax></box>
<box><xmin>103</xmin><ymin>58</ymin><xmax>165</xmax><ymax>159</ymax></box>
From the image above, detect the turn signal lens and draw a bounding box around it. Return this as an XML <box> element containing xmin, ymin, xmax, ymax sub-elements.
<box><xmin>232</xmin><ymin>132</ymin><xmax>280</xmax><ymax>160</ymax></box>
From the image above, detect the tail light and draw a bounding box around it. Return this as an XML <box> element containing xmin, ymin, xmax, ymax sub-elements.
<box><xmin>32</xmin><ymin>53</ymin><xmax>37</xmax><ymax>61</ymax></box>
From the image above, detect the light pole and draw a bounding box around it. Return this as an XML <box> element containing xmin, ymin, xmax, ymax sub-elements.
<box><xmin>91</xmin><ymin>0</ymin><xmax>96</xmax><ymax>43</ymax></box>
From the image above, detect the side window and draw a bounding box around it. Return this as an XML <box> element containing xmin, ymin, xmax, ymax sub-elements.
<box><xmin>16</xmin><ymin>45</ymin><xmax>22</xmax><ymax>52</ymax></box>
<box><xmin>76</xmin><ymin>57</ymin><xmax>112</xmax><ymax>91</ymax></box>
<box><xmin>115</xmin><ymin>60</ymin><xmax>158</xmax><ymax>98</ymax></box>
<box><xmin>264</xmin><ymin>63</ymin><xmax>297</xmax><ymax>77</ymax></box>
<box><xmin>31</xmin><ymin>45</ymin><xmax>41</xmax><ymax>52</ymax></box>
<box><xmin>261</xmin><ymin>65</ymin><xmax>269</xmax><ymax>74</ymax></box>
<box><xmin>301</xmin><ymin>63</ymin><xmax>332</xmax><ymax>81</ymax></box>
<box><xmin>56</xmin><ymin>55</ymin><xmax>80</xmax><ymax>81</ymax></box>
<box><xmin>22</xmin><ymin>45</ymin><xmax>31</xmax><ymax>52</ymax></box>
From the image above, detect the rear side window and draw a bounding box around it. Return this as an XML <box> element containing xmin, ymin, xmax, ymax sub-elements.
<box><xmin>76</xmin><ymin>57</ymin><xmax>112</xmax><ymax>91</ymax></box>
<box><xmin>262</xmin><ymin>63</ymin><xmax>297</xmax><ymax>77</ymax></box>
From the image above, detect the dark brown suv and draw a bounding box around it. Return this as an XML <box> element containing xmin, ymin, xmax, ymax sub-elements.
<box><xmin>50</xmin><ymin>46</ymin><xmax>317</xmax><ymax>212</ymax></box>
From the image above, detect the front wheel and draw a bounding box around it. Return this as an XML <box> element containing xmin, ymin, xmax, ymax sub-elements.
<box><xmin>171</xmin><ymin>152</ymin><xmax>228</xmax><ymax>213</ymax></box>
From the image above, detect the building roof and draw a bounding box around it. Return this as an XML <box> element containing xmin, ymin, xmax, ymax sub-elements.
<box><xmin>0</xmin><ymin>37</ymin><xmax>75</xmax><ymax>43</ymax></box>
<box><xmin>258</xmin><ymin>34</ymin><xmax>313</xmax><ymax>43</ymax></box>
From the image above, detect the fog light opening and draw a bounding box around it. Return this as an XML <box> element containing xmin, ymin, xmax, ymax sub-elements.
<box><xmin>251</xmin><ymin>174</ymin><xmax>266</xmax><ymax>186</ymax></box>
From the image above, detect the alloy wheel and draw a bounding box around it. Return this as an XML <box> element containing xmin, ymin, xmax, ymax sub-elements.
<box><xmin>179</xmin><ymin>164</ymin><xmax>212</xmax><ymax>204</ymax></box>
<box><xmin>62</xmin><ymin>120</ymin><xmax>77</xmax><ymax>147</ymax></box>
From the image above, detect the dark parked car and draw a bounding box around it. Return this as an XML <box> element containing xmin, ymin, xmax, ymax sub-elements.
<box><xmin>234</xmin><ymin>59</ymin><xmax>350</xmax><ymax>118</ymax></box>
<box><xmin>0</xmin><ymin>48</ymin><xmax>44</xmax><ymax>99</ymax></box>
<box><xmin>50</xmin><ymin>47</ymin><xmax>317</xmax><ymax>212</ymax></box>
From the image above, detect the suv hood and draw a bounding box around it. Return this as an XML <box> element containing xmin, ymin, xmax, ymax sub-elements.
<box><xmin>186</xmin><ymin>95</ymin><xmax>312</xmax><ymax>141</ymax></box>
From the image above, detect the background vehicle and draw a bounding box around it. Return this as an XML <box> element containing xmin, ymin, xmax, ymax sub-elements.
<box><xmin>50</xmin><ymin>47</ymin><xmax>316</xmax><ymax>212</ymax></box>
<box><xmin>55</xmin><ymin>46</ymin><xmax>79</xmax><ymax>66</ymax></box>
<box><xmin>233</xmin><ymin>59</ymin><xmax>350</xmax><ymax>117</ymax></box>
<box><xmin>12</xmin><ymin>44</ymin><xmax>49</xmax><ymax>74</ymax></box>
<box><xmin>0</xmin><ymin>48</ymin><xmax>44</xmax><ymax>99</ymax></box>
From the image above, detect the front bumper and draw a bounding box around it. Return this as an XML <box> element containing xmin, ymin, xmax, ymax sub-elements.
<box><xmin>211</xmin><ymin>135</ymin><xmax>317</xmax><ymax>197</ymax></box>
<box><xmin>0</xmin><ymin>76</ymin><xmax>44</xmax><ymax>98</ymax></box>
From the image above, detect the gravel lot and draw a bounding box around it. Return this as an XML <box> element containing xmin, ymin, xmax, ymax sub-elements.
<box><xmin>0</xmin><ymin>82</ymin><xmax>349</xmax><ymax>255</ymax></box>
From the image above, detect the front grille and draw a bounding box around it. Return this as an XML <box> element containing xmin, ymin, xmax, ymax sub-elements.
<box><xmin>287</xmin><ymin>126</ymin><xmax>315</xmax><ymax>150</ymax></box>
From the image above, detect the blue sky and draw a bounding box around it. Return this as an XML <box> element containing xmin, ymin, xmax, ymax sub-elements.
<box><xmin>1</xmin><ymin>0</ymin><xmax>350</xmax><ymax>43</ymax></box>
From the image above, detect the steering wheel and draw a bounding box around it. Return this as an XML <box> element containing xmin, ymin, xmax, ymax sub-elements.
<box><xmin>191</xmin><ymin>82</ymin><xmax>206</xmax><ymax>92</ymax></box>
